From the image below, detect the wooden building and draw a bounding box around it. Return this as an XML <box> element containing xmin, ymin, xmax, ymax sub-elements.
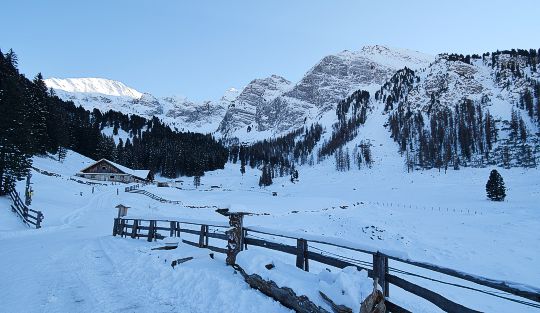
<box><xmin>76</xmin><ymin>159</ymin><xmax>152</xmax><ymax>183</ymax></box>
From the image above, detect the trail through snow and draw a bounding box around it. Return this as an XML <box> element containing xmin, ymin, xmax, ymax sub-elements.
<box><xmin>0</xmin><ymin>188</ymin><xmax>290</xmax><ymax>313</ymax></box>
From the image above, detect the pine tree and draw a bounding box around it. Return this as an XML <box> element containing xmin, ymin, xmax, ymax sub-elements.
<box><xmin>258</xmin><ymin>164</ymin><xmax>272</xmax><ymax>187</ymax></box>
<box><xmin>486</xmin><ymin>169</ymin><xmax>506</xmax><ymax>201</ymax></box>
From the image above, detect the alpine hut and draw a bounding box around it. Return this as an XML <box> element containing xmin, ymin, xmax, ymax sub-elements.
<box><xmin>76</xmin><ymin>159</ymin><xmax>152</xmax><ymax>183</ymax></box>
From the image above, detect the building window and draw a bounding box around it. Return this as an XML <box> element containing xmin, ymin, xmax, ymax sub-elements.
<box><xmin>110</xmin><ymin>175</ymin><xmax>115</xmax><ymax>179</ymax></box>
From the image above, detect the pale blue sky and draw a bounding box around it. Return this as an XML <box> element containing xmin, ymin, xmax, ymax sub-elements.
<box><xmin>1</xmin><ymin>0</ymin><xmax>538</xmax><ymax>100</ymax></box>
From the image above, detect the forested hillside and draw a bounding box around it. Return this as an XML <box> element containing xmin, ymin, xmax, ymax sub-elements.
<box><xmin>0</xmin><ymin>50</ymin><xmax>227</xmax><ymax>194</ymax></box>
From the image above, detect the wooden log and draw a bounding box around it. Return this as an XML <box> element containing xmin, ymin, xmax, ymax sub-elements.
<box><xmin>226</xmin><ymin>213</ymin><xmax>245</xmax><ymax>265</ymax></box>
<box><xmin>319</xmin><ymin>291</ymin><xmax>352</xmax><ymax>313</ymax></box>
<box><xmin>386</xmin><ymin>273</ymin><xmax>482</xmax><ymax>313</ymax></box>
<box><xmin>233</xmin><ymin>264</ymin><xmax>329</xmax><ymax>313</ymax></box>
<box><xmin>372</xmin><ymin>252</ymin><xmax>389</xmax><ymax>297</ymax></box>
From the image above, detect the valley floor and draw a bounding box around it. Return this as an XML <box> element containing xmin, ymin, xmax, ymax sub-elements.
<box><xmin>1</xmin><ymin>152</ymin><xmax>539</xmax><ymax>312</ymax></box>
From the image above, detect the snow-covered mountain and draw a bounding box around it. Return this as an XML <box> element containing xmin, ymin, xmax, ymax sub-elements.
<box><xmin>350</xmin><ymin>50</ymin><xmax>540</xmax><ymax>170</ymax></box>
<box><xmin>250</xmin><ymin>45</ymin><xmax>434</xmax><ymax>135</ymax></box>
<box><xmin>45</xmin><ymin>47</ymin><xmax>539</xmax><ymax>169</ymax></box>
<box><xmin>45</xmin><ymin>77</ymin><xmax>143</xmax><ymax>98</ymax></box>
<box><xmin>217</xmin><ymin>75</ymin><xmax>292</xmax><ymax>138</ymax></box>
<box><xmin>45</xmin><ymin>77</ymin><xmax>237</xmax><ymax>134</ymax></box>
<box><xmin>45</xmin><ymin>46</ymin><xmax>434</xmax><ymax>140</ymax></box>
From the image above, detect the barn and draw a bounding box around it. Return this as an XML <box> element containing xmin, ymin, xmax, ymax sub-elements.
<box><xmin>76</xmin><ymin>159</ymin><xmax>152</xmax><ymax>183</ymax></box>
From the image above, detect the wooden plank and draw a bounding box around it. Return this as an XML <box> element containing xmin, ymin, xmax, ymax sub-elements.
<box><xmin>25</xmin><ymin>219</ymin><xmax>37</xmax><ymax>226</ymax></box>
<box><xmin>25</xmin><ymin>214</ymin><xmax>39</xmax><ymax>221</ymax></box>
<box><xmin>386</xmin><ymin>273</ymin><xmax>482</xmax><ymax>313</ymax></box>
<box><xmin>181</xmin><ymin>239</ymin><xmax>227</xmax><ymax>254</ymax></box>
<box><xmin>181</xmin><ymin>228</ymin><xmax>201</xmax><ymax>236</ymax></box>
<box><xmin>386</xmin><ymin>255</ymin><xmax>540</xmax><ymax>303</ymax></box>
<box><xmin>385</xmin><ymin>300</ymin><xmax>412</xmax><ymax>313</ymax></box>
<box><xmin>244</xmin><ymin>237</ymin><xmax>297</xmax><ymax>255</ymax></box>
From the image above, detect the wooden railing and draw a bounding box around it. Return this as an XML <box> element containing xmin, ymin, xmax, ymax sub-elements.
<box><xmin>124</xmin><ymin>184</ymin><xmax>140</xmax><ymax>192</ymax></box>
<box><xmin>124</xmin><ymin>185</ymin><xmax>182</xmax><ymax>204</ymax></box>
<box><xmin>113</xmin><ymin>217</ymin><xmax>227</xmax><ymax>254</ymax></box>
<box><xmin>8</xmin><ymin>188</ymin><xmax>44</xmax><ymax>229</ymax></box>
<box><xmin>112</xmin><ymin>216</ymin><xmax>540</xmax><ymax>313</ymax></box>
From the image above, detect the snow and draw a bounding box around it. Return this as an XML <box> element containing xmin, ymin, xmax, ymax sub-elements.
<box><xmin>236</xmin><ymin>250</ymin><xmax>374</xmax><ymax>312</ymax></box>
<box><xmin>45</xmin><ymin>77</ymin><xmax>143</xmax><ymax>98</ymax></box>
<box><xmin>1</xmin><ymin>150</ymin><xmax>538</xmax><ymax>312</ymax></box>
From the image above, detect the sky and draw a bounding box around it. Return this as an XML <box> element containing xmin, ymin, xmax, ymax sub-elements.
<box><xmin>1</xmin><ymin>0</ymin><xmax>538</xmax><ymax>100</ymax></box>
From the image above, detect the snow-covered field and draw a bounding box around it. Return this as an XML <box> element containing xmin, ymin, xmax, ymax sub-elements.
<box><xmin>1</xmin><ymin>151</ymin><xmax>539</xmax><ymax>312</ymax></box>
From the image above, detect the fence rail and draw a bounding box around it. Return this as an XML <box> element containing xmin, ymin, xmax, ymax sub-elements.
<box><xmin>124</xmin><ymin>185</ymin><xmax>182</xmax><ymax>204</ymax></box>
<box><xmin>112</xmin><ymin>216</ymin><xmax>540</xmax><ymax>313</ymax></box>
<box><xmin>8</xmin><ymin>188</ymin><xmax>43</xmax><ymax>229</ymax></box>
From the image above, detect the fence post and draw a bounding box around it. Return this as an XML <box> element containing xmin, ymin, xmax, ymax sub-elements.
<box><xmin>36</xmin><ymin>212</ymin><xmax>43</xmax><ymax>229</ymax></box>
<box><xmin>296</xmin><ymin>239</ymin><xmax>309</xmax><ymax>271</ymax></box>
<box><xmin>148</xmin><ymin>220</ymin><xmax>155</xmax><ymax>242</ymax></box>
<box><xmin>131</xmin><ymin>220</ymin><xmax>139</xmax><ymax>238</ymax></box>
<box><xmin>175</xmin><ymin>222</ymin><xmax>181</xmax><ymax>237</ymax></box>
<box><xmin>226</xmin><ymin>213</ymin><xmax>245</xmax><ymax>266</ymax></box>
<box><xmin>113</xmin><ymin>218</ymin><xmax>119</xmax><ymax>236</ymax></box>
<box><xmin>373</xmin><ymin>252</ymin><xmax>389</xmax><ymax>297</ymax></box>
<box><xmin>169</xmin><ymin>221</ymin><xmax>175</xmax><ymax>237</ymax></box>
<box><xmin>199</xmin><ymin>225</ymin><xmax>208</xmax><ymax>247</ymax></box>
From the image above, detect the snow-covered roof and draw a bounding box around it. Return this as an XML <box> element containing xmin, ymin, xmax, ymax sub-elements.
<box><xmin>80</xmin><ymin>159</ymin><xmax>150</xmax><ymax>180</ymax></box>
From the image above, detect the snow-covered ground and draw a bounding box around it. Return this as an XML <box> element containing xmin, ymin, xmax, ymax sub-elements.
<box><xmin>1</xmin><ymin>151</ymin><xmax>539</xmax><ymax>312</ymax></box>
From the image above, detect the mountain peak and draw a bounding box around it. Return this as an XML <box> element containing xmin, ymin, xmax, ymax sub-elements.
<box><xmin>45</xmin><ymin>77</ymin><xmax>143</xmax><ymax>99</ymax></box>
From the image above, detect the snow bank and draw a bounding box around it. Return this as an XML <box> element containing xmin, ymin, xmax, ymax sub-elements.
<box><xmin>236</xmin><ymin>249</ymin><xmax>373</xmax><ymax>312</ymax></box>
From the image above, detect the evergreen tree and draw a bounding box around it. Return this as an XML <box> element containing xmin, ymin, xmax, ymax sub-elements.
<box><xmin>486</xmin><ymin>169</ymin><xmax>506</xmax><ymax>201</ymax></box>
<box><xmin>258</xmin><ymin>164</ymin><xmax>273</xmax><ymax>187</ymax></box>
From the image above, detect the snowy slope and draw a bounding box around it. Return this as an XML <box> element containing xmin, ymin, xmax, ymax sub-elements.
<box><xmin>1</xmin><ymin>150</ymin><xmax>539</xmax><ymax>312</ymax></box>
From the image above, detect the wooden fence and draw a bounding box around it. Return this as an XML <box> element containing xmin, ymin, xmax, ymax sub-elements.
<box><xmin>124</xmin><ymin>185</ymin><xmax>182</xmax><ymax>204</ymax></box>
<box><xmin>112</xmin><ymin>216</ymin><xmax>540</xmax><ymax>313</ymax></box>
<box><xmin>8</xmin><ymin>188</ymin><xmax>44</xmax><ymax>229</ymax></box>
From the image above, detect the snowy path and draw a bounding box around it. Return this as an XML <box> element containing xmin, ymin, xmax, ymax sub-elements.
<box><xmin>0</xmin><ymin>190</ymin><xmax>290</xmax><ymax>313</ymax></box>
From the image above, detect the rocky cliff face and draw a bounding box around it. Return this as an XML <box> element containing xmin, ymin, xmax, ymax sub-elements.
<box><xmin>218</xmin><ymin>75</ymin><xmax>291</xmax><ymax>137</ymax></box>
<box><xmin>254</xmin><ymin>46</ymin><xmax>434</xmax><ymax>134</ymax></box>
